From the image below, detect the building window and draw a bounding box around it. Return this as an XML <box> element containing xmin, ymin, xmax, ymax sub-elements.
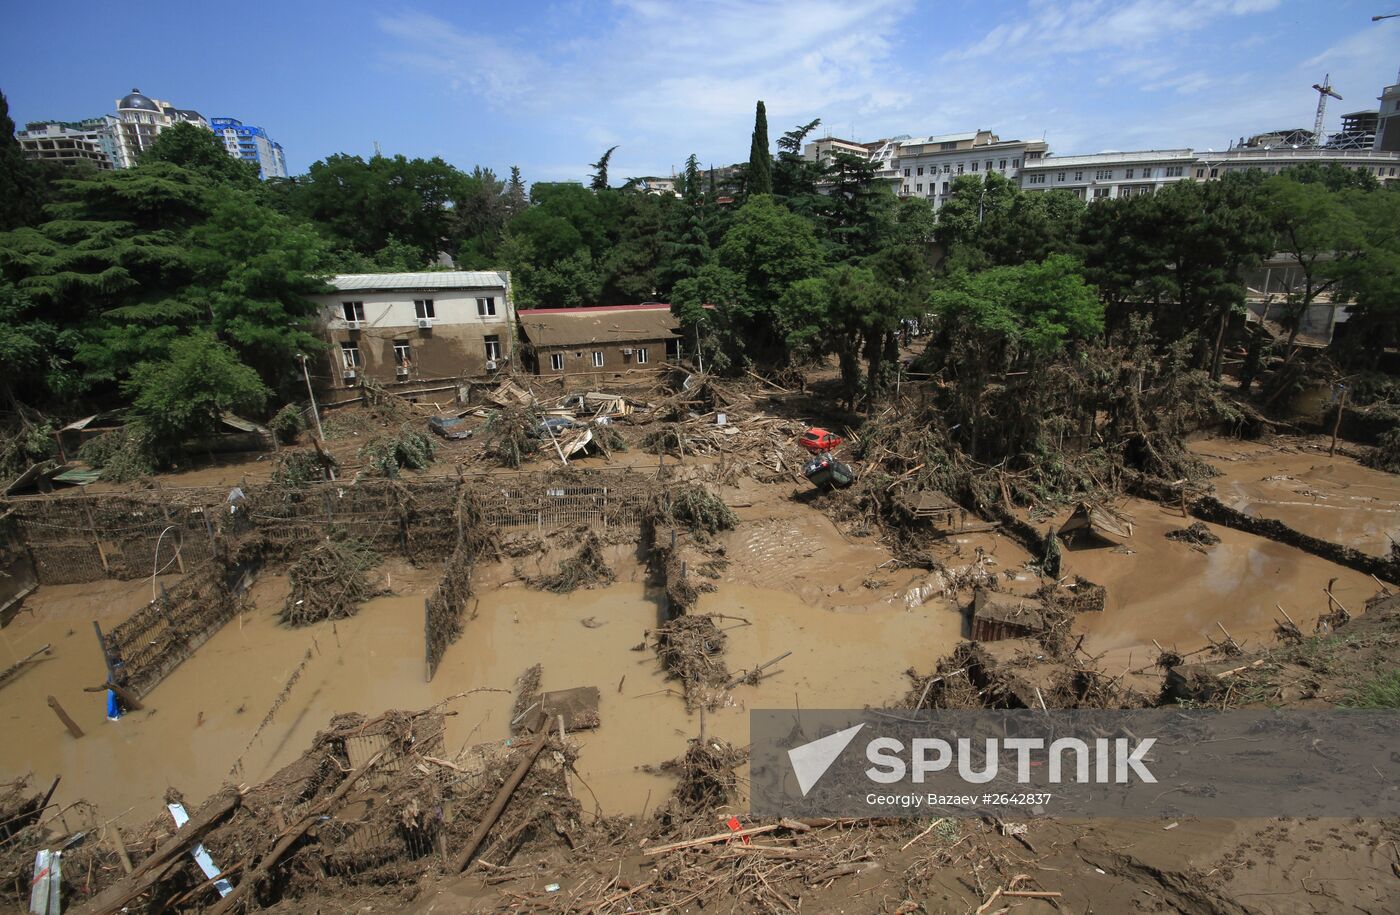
<box><xmin>1056</xmin><ymin>171</ymin><xmax>1066</xmax><ymax>182</ymax></box>
<box><xmin>1092</xmin><ymin>188</ymin><xmax>1110</xmax><ymax>199</ymax></box>
<box><xmin>476</xmin><ymin>297</ymin><xmax>496</xmax><ymax>317</ymax></box>
<box><xmin>916</xmin><ymin>183</ymin><xmax>922</xmax><ymax>193</ymax></box>
<box><xmin>956</xmin><ymin>163</ymin><xmax>964</xmax><ymax>174</ymax></box>
<box><xmin>550</xmin><ymin>353</ymin><xmax>564</xmax><ymax>372</ymax></box>
<box><xmin>903</xmin><ymin>168</ymin><xmax>910</xmax><ymax>177</ymax></box>
<box><xmin>1073</xmin><ymin>171</ymin><xmax>1084</xmax><ymax>181</ymax></box>
<box><xmin>414</xmin><ymin>299</ymin><xmax>435</xmax><ymax>319</ymax></box>
<box><xmin>971</xmin><ymin>161</ymin><xmax>979</xmax><ymax>172</ymax></box>
<box><xmin>1166</xmin><ymin>166</ymin><xmax>1184</xmax><ymax>177</ymax></box>
<box><xmin>916</xmin><ymin>166</ymin><xmax>924</xmax><ymax>176</ymax></box>
<box><xmin>902</xmin><ymin>183</ymin><xmax>909</xmax><ymax>194</ymax></box>
<box><xmin>1013</xmin><ymin>158</ymin><xmax>1021</xmax><ymax>167</ymax></box>
<box><xmin>484</xmin><ymin>334</ymin><xmax>501</xmax><ymax>361</ymax></box>
<box><xmin>591</xmin><ymin>351</ymin><xmax>605</xmax><ymax>368</ymax></box>
<box><xmin>1027</xmin><ymin>174</ymin><xmax>1045</xmax><ymax>185</ymax></box>
<box><xmin>393</xmin><ymin>341</ymin><xmax>412</xmax><ymax>366</ymax></box>
<box><xmin>999</xmin><ymin>159</ymin><xmax>1007</xmax><ymax>170</ymax></box>
<box><xmin>340</xmin><ymin>301</ymin><xmax>365</xmax><ymax>322</ymax></box>
<box><xmin>985</xmin><ymin>160</ymin><xmax>993</xmax><ymax>171</ymax></box>
<box><xmin>1095</xmin><ymin>169</ymin><xmax>1112</xmax><ymax>180</ymax></box>
<box><xmin>636</xmin><ymin>347</ymin><xmax>649</xmax><ymax>364</ymax></box>
<box><xmin>1125</xmin><ymin>168</ymin><xmax>1134</xmax><ymax>179</ymax></box>
<box><xmin>339</xmin><ymin>342</ymin><xmax>361</xmax><ymax>370</ymax></box>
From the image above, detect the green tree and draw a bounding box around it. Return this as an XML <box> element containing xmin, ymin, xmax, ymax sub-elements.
<box><xmin>0</xmin><ymin>90</ymin><xmax>47</xmax><ymax>230</ymax></box>
<box><xmin>0</xmin><ymin>279</ymin><xmax>60</xmax><ymax>406</ymax></box>
<box><xmin>590</xmin><ymin>145</ymin><xmax>618</xmax><ymax>191</ymax></box>
<box><xmin>677</xmin><ymin>196</ymin><xmax>825</xmax><ymax>367</ymax></box>
<box><xmin>1260</xmin><ymin>175</ymin><xmax>1363</xmax><ymax>346</ymax></box>
<box><xmin>1334</xmin><ymin>190</ymin><xmax>1400</xmax><ymax>365</ymax></box>
<box><xmin>124</xmin><ymin>331</ymin><xmax>269</xmax><ymax>454</ymax></box>
<box><xmin>747</xmin><ymin>101</ymin><xmax>773</xmax><ymax>196</ymax></box>
<box><xmin>143</xmin><ymin>121</ymin><xmax>259</xmax><ymax>185</ymax></box>
<box><xmin>505</xmin><ymin>165</ymin><xmax>528</xmax><ymax>217</ymax></box>
<box><xmin>681</xmin><ymin>154</ymin><xmax>703</xmax><ymax>206</ymax></box>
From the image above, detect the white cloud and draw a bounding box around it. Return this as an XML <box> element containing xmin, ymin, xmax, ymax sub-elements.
<box><xmin>377</xmin><ymin>0</ymin><xmax>909</xmax><ymax>179</ymax></box>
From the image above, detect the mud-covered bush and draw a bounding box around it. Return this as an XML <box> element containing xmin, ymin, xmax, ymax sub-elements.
<box><xmin>359</xmin><ymin>424</ymin><xmax>435</xmax><ymax>477</ymax></box>
<box><xmin>76</xmin><ymin>423</ymin><xmax>157</xmax><ymax>482</ymax></box>
<box><xmin>270</xmin><ymin>404</ymin><xmax>305</xmax><ymax>445</ymax></box>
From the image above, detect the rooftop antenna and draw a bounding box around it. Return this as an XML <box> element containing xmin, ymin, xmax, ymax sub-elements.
<box><xmin>1311</xmin><ymin>74</ymin><xmax>1342</xmax><ymax>147</ymax></box>
<box><xmin>373</xmin><ymin>139</ymin><xmax>383</xmax><ymax>157</ymax></box>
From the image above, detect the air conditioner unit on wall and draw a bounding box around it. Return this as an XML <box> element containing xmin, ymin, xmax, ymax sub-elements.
<box><xmin>622</xmin><ymin>348</ymin><xmax>634</xmax><ymax>355</ymax></box>
<box><xmin>485</xmin><ymin>360</ymin><xmax>498</xmax><ymax>372</ymax></box>
<box><xmin>395</xmin><ymin>366</ymin><xmax>410</xmax><ymax>377</ymax></box>
<box><xmin>342</xmin><ymin>369</ymin><xmax>357</xmax><ymax>383</ymax></box>
<box><xmin>345</xmin><ymin>319</ymin><xmax>361</xmax><ymax>330</ymax></box>
<box><xmin>417</xmin><ymin>318</ymin><xmax>433</xmax><ymax>329</ymax></box>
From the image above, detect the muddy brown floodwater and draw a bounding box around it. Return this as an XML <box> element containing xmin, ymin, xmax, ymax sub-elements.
<box><xmin>1058</xmin><ymin>495</ymin><xmax>1377</xmax><ymax>673</ymax></box>
<box><xmin>1189</xmin><ymin>437</ymin><xmax>1400</xmax><ymax>557</ymax></box>
<box><xmin>0</xmin><ymin>547</ymin><xmax>964</xmax><ymax>828</ymax></box>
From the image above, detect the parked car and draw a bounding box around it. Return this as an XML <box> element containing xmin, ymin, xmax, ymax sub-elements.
<box><xmin>427</xmin><ymin>416</ymin><xmax>473</xmax><ymax>440</ymax></box>
<box><xmin>798</xmin><ymin>427</ymin><xmax>844</xmax><ymax>453</ymax></box>
<box><xmin>803</xmin><ymin>453</ymin><xmax>856</xmax><ymax>489</ymax></box>
<box><xmin>530</xmin><ymin>416</ymin><xmax>576</xmax><ymax>438</ymax></box>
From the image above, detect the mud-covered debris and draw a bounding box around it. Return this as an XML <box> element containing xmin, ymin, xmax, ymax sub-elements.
<box><xmin>1166</xmin><ymin>521</ymin><xmax>1221</xmax><ymax>548</ymax></box>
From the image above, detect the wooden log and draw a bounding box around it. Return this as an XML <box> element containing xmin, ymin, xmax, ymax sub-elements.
<box><xmin>644</xmin><ymin>823</ymin><xmax>783</xmax><ymax>855</ymax></box>
<box><xmin>451</xmin><ymin>727</ymin><xmax>551</xmax><ymax>873</ymax></box>
<box><xmin>47</xmin><ymin>695</ymin><xmax>83</xmax><ymax>738</ymax></box>
<box><xmin>72</xmin><ymin>788</ymin><xmax>241</xmax><ymax>915</ymax></box>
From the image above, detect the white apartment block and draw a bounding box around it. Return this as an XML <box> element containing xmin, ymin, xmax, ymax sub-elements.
<box><xmin>111</xmin><ymin>88</ymin><xmax>207</xmax><ymax>169</ymax></box>
<box><xmin>16</xmin><ymin>117</ymin><xmax>121</xmax><ymax>170</ymax></box>
<box><xmin>1017</xmin><ymin>146</ymin><xmax>1400</xmax><ymax>201</ymax></box>
<box><xmin>803</xmin><ymin>136</ymin><xmax>873</xmax><ymax>164</ymax></box>
<box><xmin>1016</xmin><ymin>149</ymin><xmax>1197</xmax><ymax>200</ymax></box>
<box><xmin>879</xmin><ymin>130</ymin><xmax>1049</xmax><ymax>211</ymax></box>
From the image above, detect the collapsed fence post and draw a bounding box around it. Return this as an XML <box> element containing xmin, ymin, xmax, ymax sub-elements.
<box><xmin>79</xmin><ymin>499</ymin><xmax>110</xmax><ymax>576</ymax></box>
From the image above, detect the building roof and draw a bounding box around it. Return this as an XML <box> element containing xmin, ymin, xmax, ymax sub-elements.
<box><xmin>899</xmin><ymin>132</ymin><xmax>978</xmax><ymax>147</ymax></box>
<box><xmin>326</xmin><ymin>271</ymin><xmax>508</xmax><ymax>292</ymax></box>
<box><xmin>517</xmin><ymin>303</ymin><xmax>682</xmax><ymax>348</ymax></box>
<box><xmin>1022</xmin><ymin>149</ymin><xmax>1195</xmax><ymax>169</ymax></box>
<box><xmin>118</xmin><ymin>89</ymin><xmax>159</xmax><ymax>111</ymax></box>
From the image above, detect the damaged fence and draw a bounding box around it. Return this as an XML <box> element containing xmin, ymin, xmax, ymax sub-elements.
<box><xmin>100</xmin><ymin>556</ymin><xmax>255</xmax><ymax>699</ymax></box>
<box><xmin>424</xmin><ymin>542</ymin><xmax>477</xmax><ymax>681</ymax></box>
<box><xmin>1</xmin><ymin>470</ymin><xmax>660</xmax><ymax>586</ymax></box>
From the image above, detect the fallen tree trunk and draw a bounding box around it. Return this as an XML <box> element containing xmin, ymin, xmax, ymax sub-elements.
<box><xmin>72</xmin><ymin>788</ymin><xmax>242</xmax><ymax>915</ymax></box>
<box><xmin>451</xmin><ymin>727</ymin><xmax>551</xmax><ymax>873</ymax></box>
<box><xmin>1190</xmin><ymin>496</ymin><xmax>1400</xmax><ymax>584</ymax></box>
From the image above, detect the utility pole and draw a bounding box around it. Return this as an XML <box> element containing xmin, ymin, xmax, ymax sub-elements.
<box><xmin>298</xmin><ymin>353</ymin><xmax>326</xmax><ymax>441</ymax></box>
<box><xmin>695</xmin><ymin>325</ymin><xmax>705</xmax><ymax>375</ymax></box>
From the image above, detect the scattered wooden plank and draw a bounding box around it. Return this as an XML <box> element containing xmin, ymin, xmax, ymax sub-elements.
<box><xmin>47</xmin><ymin>696</ymin><xmax>83</xmax><ymax>739</ymax></box>
<box><xmin>451</xmin><ymin>728</ymin><xmax>551</xmax><ymax>873</ymax></box>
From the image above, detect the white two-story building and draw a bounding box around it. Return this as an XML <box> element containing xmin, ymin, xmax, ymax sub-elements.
<box><xmin>315</xmin><ymin>271</ymin><xmax>516</xmax><ymax>389</ymax></box>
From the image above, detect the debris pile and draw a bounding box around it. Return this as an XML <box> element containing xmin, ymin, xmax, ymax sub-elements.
<box><xmin>280</xmin><ymin>537</ymin><xmax>383</xmax><ymax>626</ymax></box>
<box><xmin>523</xmin><ymin>531</ymin><xmax>615</xmax><ymax>593</ymax></box>
<box><xmin>655</xmin><ymin>737</ymin><xmax>747</xmax><ymax>817</ymax></box>
<box><xmin>653</xmin><ymin>614</ymin><xmax>730</xmax><ymax>710</ymax></box>
<box><xmin>1166</xmin><ymin>520</ymin><xmax>1222</xmax><ymax>549</ymax></box>
<box><xmin>358</xmin><ymin>423</ymin><xmax>435</xmax><ymax>477</ymax></box>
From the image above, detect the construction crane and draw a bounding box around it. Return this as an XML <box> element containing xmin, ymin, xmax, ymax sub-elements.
<box><xmin>1311</xmin><ymin>74</ymin><xmax>1342</xmax><ymax>147</ymax></box>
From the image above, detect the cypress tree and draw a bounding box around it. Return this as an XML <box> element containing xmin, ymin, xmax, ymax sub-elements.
<box><xmin>747</xmin><ymin>100</ymin><xmax>772</xmax><ymax>196</ymax></box>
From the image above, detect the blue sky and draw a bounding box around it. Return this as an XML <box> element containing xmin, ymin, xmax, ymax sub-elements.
<box><xmin>2</xmin><ymin>1</ymin><xmax>1396</xmax><ymax>184</ymax></box>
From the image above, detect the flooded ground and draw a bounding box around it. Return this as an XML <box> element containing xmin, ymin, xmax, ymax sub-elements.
<box><xmin>1056</xmin><ymin>495</ymin><xmax>1377</xmax><ymax>673</ymax></box>
<box><xmin>0</xmin><ymin>546</ymin><xmax>963</xmax><ymax>826</ymax></box>
<box><xmin>1189</xmin><ymin>436</ymin><xmax>1400</xmax><ymax>557</ymax></box>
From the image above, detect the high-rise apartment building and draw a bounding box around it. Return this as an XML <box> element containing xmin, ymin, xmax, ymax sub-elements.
<box><xmin>16</xmin><ymin>117</ymin><xmax>121</xmax><ymax>169</ymax></box>
<box><xmin>110</xmin><ymin>88</ymin><xmax>207</xmax><ymax>168</ymax></box>
<box><xmin>209</xmin><ymin>118</ymin><xmax>288</xmax><ymax>179</ymax></box>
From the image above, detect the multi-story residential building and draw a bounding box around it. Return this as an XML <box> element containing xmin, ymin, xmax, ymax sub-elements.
<box><xmin>1015</xmin><ymin>146</ymin><xmax>1400</xmax><ymax>200</ymax></box>
<box><xmin>314</xmin><ymin>272</ymin><xmax>516</xmax><ymax>389</ymax></box>
<box><xmin>208</xmin><ymin>117</ymin><xmax>287</xmax><ymax>179</ymax></box>
<box><xmin>1016</xmin><ymin>149</ymin><xmax>1197</xmax><ymax>200</ymax></box>
<box><xmin>635</xmin><ymin>176</ymin><xmax>680</xmax><ymax>196</ymax></box>
<box><xmin>1375</xmin><ymin>79</ymin><xmax>1400</xmax><ymax>152</ymax></box>
<box><xmin>802</xmin><ymin>136</ymin><xmax>872</xmax><ymax>164</ymax></box>
<box><xmin>16</xmin><ymin>117</ymin><xmax>120</xmax><ymax>169</ymax></box>
<box><xmin>517</xmin><ymin>303</ymin><xmax>687</xmax><ymax>382</ymax></box>
<box><xmin>874</xmin><ymin>130</ymin><xmax>1049</xmax><ymax>211</ymax></box>
<box><xmin>110</xmin><ymin>88</ymin><xmax>207</xmax><ymax>168</ymax></box>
